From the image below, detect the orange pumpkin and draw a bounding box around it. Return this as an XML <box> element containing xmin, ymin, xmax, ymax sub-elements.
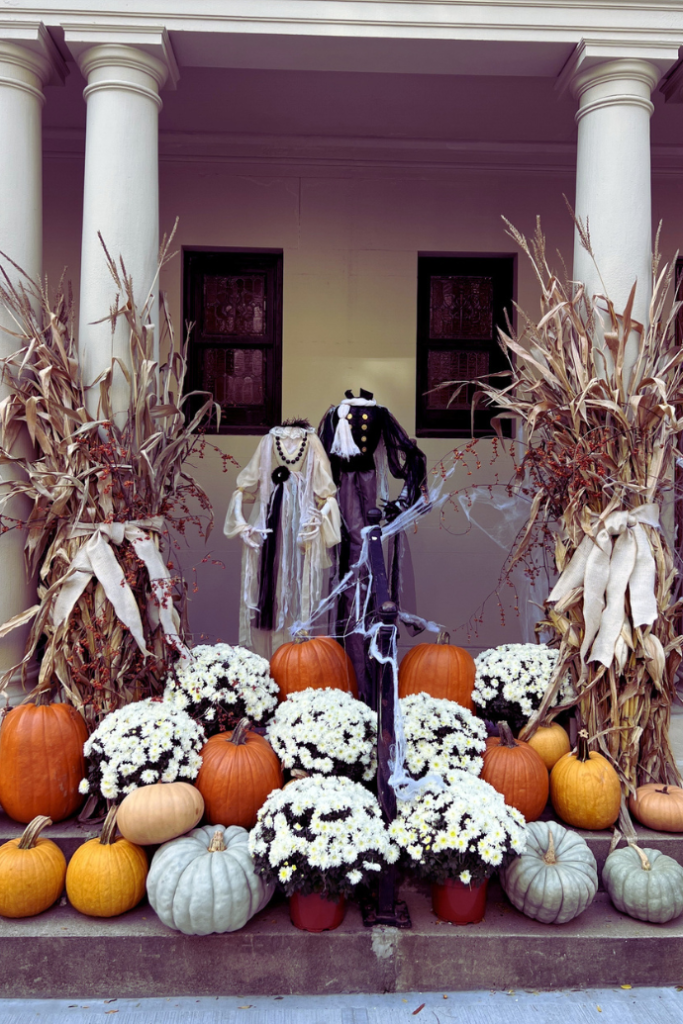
<box><xmin>66</xmin><ymin>807</ymin><xmax>148</xmax><ymax>918</ymax></box>
<box><xmin>0</xmin><ymin>815</ymin><xmax>67</xmax><ymax>918</ymax></box>
<box><xmin>550</xmin><ymin>730</ymin><xmax>621</xmax><ymax>831</ymax></box>
<box><xmin>628</xmin><ymin>783</ymin><xmax>683</xmax><ymax>834</ymax></box>
<box><xmin>398</xmin><ymin>631</ymin><xmax>475</xmax><ymax>711</ymax></box>
<box><xmin>195</xmin><ymin>718</ymin><xmax>283</xmax><ymax>830</ymax></box>
<box><xmin>0</xmin><ymin>703</ymin><xmax>88</xmax><ymax>823</ymax></box>
<box><xmin>527</xmin><ymin>722</ymin><xmax>571</xmax><ymax>771</ymax></box>
<box><xmin>270</xmin><ymin>633</ymin><xmax>358</xmax><ymax>701</ymax></box>
<box><xmin>481</xmin><ymin>721</ymin><xmax>549</xmax><ymax>822</ymax></box>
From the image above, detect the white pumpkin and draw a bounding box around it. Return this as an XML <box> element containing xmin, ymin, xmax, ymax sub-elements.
<box><xmin>147</xmin><ymin>824</ymin><xmax>274</xmax><ymax>935</ymax></box>
<box><xmin>500</xmin><ymin>819</ymin><xmax>598</xmax><ymax>924</ymax></box>
<box><xmin>603</xmin><ymin>844</ymin><xmax>683</xmax><ymax>924</ymax></box>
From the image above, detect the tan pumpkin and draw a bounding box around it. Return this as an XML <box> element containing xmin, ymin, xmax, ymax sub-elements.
<box><xmin>195</xmin><ymin>718</ymin><xmax>283</xmax><ymax>830</ymax></box>
<box><xmin>270</xmin><ymin>633</ymin><xmax>358</xmax><ymax>701</ymax></box>
<box><xmin>66</xmin><ymin>806</ymin><xmax>148</xmax><ymax>918</ymax></box>
<box><xmin>0</xmin><ymin>702</ymin><xmax>88</xmax><ymax>823</ymax></box>
<box><xmin>481</xmin><ymin>721</ymin><xmax>549</xmax><ymax>822</ymax></box>
<box><xmin>629</xmin><ymin>783</ymin><xmax>683</xmax><ymax>833</ymax></box>
<box><xmin>0</xmin><ymin>815</ymin><xmax>67</xmax><ymax>918</ymax></box>
<box><xmin>116</xmin><ymin>782</ymin><xmax>205</xmax><ymax>845</ymax></box>
<box><xmin>550</xmin><ymin>729</ymin><xmax>621</xmax><ymax>830</ymax></box>
<box><xmin>398</xmin><ymin>631</ymin><xmax>475</xmax><ymax>711</ymax></box>
<box><xmin>527</xmin><ymin>722</ymin><xmax>571</xmax><ymax>771</ymax></box>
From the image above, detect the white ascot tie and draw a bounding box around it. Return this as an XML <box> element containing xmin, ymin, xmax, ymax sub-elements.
<box><xmin>330</xmin><ymin>397</ymin><xmax>376</xmax><ymax>459</ymax></box>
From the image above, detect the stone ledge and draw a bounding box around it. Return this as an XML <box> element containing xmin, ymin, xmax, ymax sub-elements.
<box><xmin>1</xmin><ymin>885</ymin><xmax>683</xmax><ymax>998</ymax></box>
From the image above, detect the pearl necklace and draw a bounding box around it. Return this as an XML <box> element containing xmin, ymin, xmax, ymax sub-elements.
<box><xmin>275</xmin><ymin>435</ymin><xmax>307</xmax><ymax>466</ymax></box>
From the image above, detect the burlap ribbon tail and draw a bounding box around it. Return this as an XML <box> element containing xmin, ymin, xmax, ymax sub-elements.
<box><xmin>547</xmin><ymin>504</ymin><xmax>659</xmax><ymax>668</ymax></box>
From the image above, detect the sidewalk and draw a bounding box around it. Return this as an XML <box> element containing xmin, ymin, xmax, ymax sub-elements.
<box><xmin>2</xmin><ymin>988</ymin><xmax>683</xmax><ymax>1024</ymax></box>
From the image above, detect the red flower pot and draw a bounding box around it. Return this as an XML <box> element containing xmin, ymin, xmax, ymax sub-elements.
<box><xmin>431</xmin><ymin>877</ymin><xmax>488</xmax><ymax>924</ymax></box>
<box><xmin>289</xmin><ymin>891</ymin><xmax>346</xmax><ymax>932</ymax></box>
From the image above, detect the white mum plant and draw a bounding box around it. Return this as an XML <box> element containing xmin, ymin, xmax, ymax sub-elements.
<box><xmin>79</xmin><ymin>698</ymin><xmax>205</xmax><ymax>802</ymax></box>
<box><xmin>473</xmin><ymin>643</ymin><xmax>574</xmax><ymax>733</ymax></box>
<box><xmin>249</xmin><ymin>775</ymin><xmax>399</xmax><ymax>899</ymax></box>
<box><xmin>389</xmin><ymin>772</ymin><xmax>527</xmax><ymax>886</ymax></box>
<box><xmin>266</xmin><ymin>688</ymin><xmax>377</xmax><ymax>783</ymax></box>
<box><xmin>401</xmin><ymin>693</ymin><xmax>487</xmax><ymax>784</ymax></box>
<box><xmin>164</xmin><ymin>643</ymin><xmax>279</xmax><ymax>734</ymax></box>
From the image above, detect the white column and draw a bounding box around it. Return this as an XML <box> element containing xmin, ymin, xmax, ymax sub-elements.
<box><xmin>569</xmin><ymin>57</ymin><xmax>660</xmax><ymax>329</ymax></box>
<box><xmin>0</xmin><ymin>27</ymin><xmax>65</xmax><ymax>702</ymax></box>
<box><xmin>66</xmin><ymin>36</ymin><xmax>176</xmax><ymax>418</ymax></box>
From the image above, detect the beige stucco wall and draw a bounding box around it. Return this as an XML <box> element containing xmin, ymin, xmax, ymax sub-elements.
<box><xmin>42</xmin><ymin>153</ymin><xmax>683</xmax><ymax>658</ymax></box>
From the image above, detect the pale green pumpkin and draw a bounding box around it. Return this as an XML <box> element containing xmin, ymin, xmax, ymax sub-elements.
<box><xmin>603</xmin><ymin>845</ymin><xmax>683</xmax><ymax>924</ymax></box>
<box><xmin>500</xmin><ymin>819</ymin><xmax>598</xmax><ymax>924</ymax></box>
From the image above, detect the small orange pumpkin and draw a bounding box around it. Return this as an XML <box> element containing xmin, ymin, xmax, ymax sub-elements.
<box><xmin>629</xmin><ymin>783</ymin><xmax>683</xmax><ymax>833</ymax></box>
<box><xmin>527</xmin><ymin>722</ymin><xmax>571</xmax><ymax>771</ymax></box>
<box><xmin>398</xmin><ymin>631</ymin><xmax>475</xmax><ymax>711</ymax></box>
<box><xmin>481</xmin><ymin>721</ymin><xmax>549</xmax><ymax>822</ymax></box>
<box><xmin>195</xmin><ymin>718</ymin><xmax>283</xmax><ymax>830</ymax></box>
<box><xmin>66</xmin><ymin>806</ymin><xmax>148</xmax><ymax>918</ymax></box>
<box><xmin>550</xmin><ymin>730</ymin><xmax>621</xmax><ymax>831</ymax></box>
<box><xmin>0</xmin><ymin>702</ymin><xmax>89</xmax><ymax>823</ymax></box>
<box><xmin>270</xmin><ymin>633</ymin><xmax>358</xmax><ymax>701</ymax></box>
<box><xmin>0</xmin><ymin>815</ymin><xmax>67</xmax><ymax>918</ymax></box>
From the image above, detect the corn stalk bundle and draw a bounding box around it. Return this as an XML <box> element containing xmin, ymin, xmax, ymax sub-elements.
<box><xmin>0</xmin><ymin>233</ymin><xmax>219</xmax><ymax>729</ymax></box>
<box><xmin>469</xmin><ymin>217</ymin><xmax>683</xmax><ymax>796</ymax></box>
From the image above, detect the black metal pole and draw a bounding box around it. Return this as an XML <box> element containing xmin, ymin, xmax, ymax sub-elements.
<box><xmin>362</xmin><ymin>509</ymin><xmax>411</xmax><ymax>929</ymax></box>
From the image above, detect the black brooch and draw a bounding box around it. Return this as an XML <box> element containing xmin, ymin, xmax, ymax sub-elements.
<box><xmin>272</xmin><ymin>466</ymin><xmax>291</xmax><ymax>484</ymax></box>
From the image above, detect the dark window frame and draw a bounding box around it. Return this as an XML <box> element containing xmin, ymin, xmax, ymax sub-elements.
<box><xmin>183</xmin><ymin>248</ymin><xmax>283</xmax><ymax>435</ymax></box>
<box><xmin>415</xmin><ymin>253</ymin><xmax>515</xmax><ymax>438</ymax></box>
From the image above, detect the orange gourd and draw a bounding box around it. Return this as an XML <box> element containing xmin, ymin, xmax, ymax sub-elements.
<box><xmin>398</xmin><ymin>631</ymin><xmax>475</xmax><ymax>711</ymax></box>
<box><xmin>550</xmin><ymin>730</ymin><xmax>622</xmax><ymax>831</ymax></box>
<box><xmin>270</xmin><ymin>633</ymin><xmax>358</xmax><ymax>701</ymax></box>
<box><xmin>481</xmin><ymin>721</ymin><xmax>549</xmax><ymax>822</ymax></box>
<box><xmin>195</xmin><ymin>718</ymin><xmax>283</xmax><ymax>830</ymax></box>
<box><xmin>629</xmin><ymin>783</ymin><xmax>683</xmax><ymax>833</ymax></box>
<box><xmin>66</xmin><ymin>806</ymin><xmax>148</xmax><ymax>918</ymax></box>
<box><xmin>0</xmin><ymin>703</ymin><xmax>88</xmax><ymax>823</ymax></box>
<box><xmin>0</xmin><ymin>815</ymin><xmax>67</xmax><ymax>918</ymax></box>
<box><xmin>527</xmin><ymin>722</ymin><xmax>571</xmax><ymax>771</ymax></box>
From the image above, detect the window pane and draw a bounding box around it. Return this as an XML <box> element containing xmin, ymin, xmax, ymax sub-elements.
<box><xmin>203</xmin><ymin>274</ymin><xmax>267</xmax><ymax>336</ymax></box>
<box><xmin>426</xmin><ymin>349</ymin><xmax>489</xmax><ymax>409</ymax></box>
<box><xmin>200</xmin><ymin>347</ymin><xmax>265</xmax><ymax>408</ymax></box>
<box><xmin>429</xmin><ymin>276</ymin><xmax>493</xmax><ymax>340</ymax></box>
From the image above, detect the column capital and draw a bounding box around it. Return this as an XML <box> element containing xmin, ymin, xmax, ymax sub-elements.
<box><xmin>0</xmin><ymin>22</ymin><xmax>67</xmax><ymax>87</ymax></box>
<box><xmin>557</xmin><ymin>39</ymin><xmax>680</xmax><ymax>101</ymax></box>
<box><xmin>63</xmin><ymin>25</ymin><xmax>179</xmax><ymax>91</ymax></box>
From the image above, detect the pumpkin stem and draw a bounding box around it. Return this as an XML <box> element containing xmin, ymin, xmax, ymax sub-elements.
<box><xmin>293</xmin><ymin>630</ymin><xmax>310</xmax><ymax>644</ymax></box>
<box><xmin>230</xmin><ymin>717</ymin><xmax>251</xmax><ymax>745</ymax></box>
<box><xmin>100</xmin><ymin>805</ymin><xmax>119</xmax><ymax>845</ymax></box>
<box><xmin>208</xmin><ymin>830</ymin><xmax>227</xmax><ymax>853</ymax></box>
<box><xmin>436</xmin><ymin>630</ymin><xmax>450</xmax><ymax>645</ymax></box>
<box><xmin>497</xmin><ymin>721</ymin><xmax>518</xmax><ymax>748</ymax></box>
<box><xmin>655</xmin><ymin>786</ymin><xmax>669</xmax><ymax>795</ymax></box>
<box><xmin>630</xmin><ymin>843</ymin><xmax>652</xmax><ymax>871</ymax></box>
<box><xmin>577</xmin><ymin>729</ymin><xmax>591</xmax><ymax>763</ymax></box>
<box><xmin>543</xmin><ymin>829</ymin><xmax>557</xmax><ymax>865</ymax></box>
<box><xmin>17</xmin><ymin>815</ymin><xmax>53</xmax><ymax>850</ymax></box>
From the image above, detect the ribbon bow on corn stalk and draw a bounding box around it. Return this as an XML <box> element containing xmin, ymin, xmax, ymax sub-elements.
<box><xmin>0</xmin><ymin>225</ymin><xmax>224</xmax><ymax>728</ymax></box>
<box><xmin>453</xmin><ymin>213</ymin><xmax>683</xmax><ymax>801</ymax></box>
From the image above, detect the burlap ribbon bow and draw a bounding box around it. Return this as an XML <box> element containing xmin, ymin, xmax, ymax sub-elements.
<box><xmin>51</xmin><ymin>518</ymin><xmax>191</xmax><ymax>663</ymax></box>
<box><xmin>548</xmin><ymin>504</ymin><xmax>659</xmax><ymax>667</ymax></box>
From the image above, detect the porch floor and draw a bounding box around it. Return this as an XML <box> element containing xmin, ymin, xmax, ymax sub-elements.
<box><xmin>1</xmin><ymin>812</ymin><xmax>682</xmax><ymax>998</ymax></box>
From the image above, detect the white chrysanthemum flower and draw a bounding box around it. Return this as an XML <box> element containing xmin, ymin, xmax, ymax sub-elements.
<box><xmin>80</xmin><ymin>697</ymin><xmax>205</xmax><ymax>802</ymax></box>
<box><xmin>266</xmin><ymin>688</ymin><xmax>377</xmax><ymax>783</ymax></box>
<box><xmin>472</xmin><ymin>643</ymin><xmax>574</xmax><ymax>730</ymax></box>
<box><xmin>163</xmin><ymin>643</ymin><xmax>279</xmax><ymax>733</ymax></box>
<box><xmin>249</xmin><ymin>775</ymin><xmax>399</xmax><ymax>898</ymax></box>
<box><xmin>400</xmin><ymin>693</ymin><xmax>486</xmax><ymax>784</ymax></box>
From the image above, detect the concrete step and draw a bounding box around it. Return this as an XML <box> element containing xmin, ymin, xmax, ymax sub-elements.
<box><xmin>1</xmin><ymin>883</ymin><xmax>682</xmax><ymax>998</ymax></box>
